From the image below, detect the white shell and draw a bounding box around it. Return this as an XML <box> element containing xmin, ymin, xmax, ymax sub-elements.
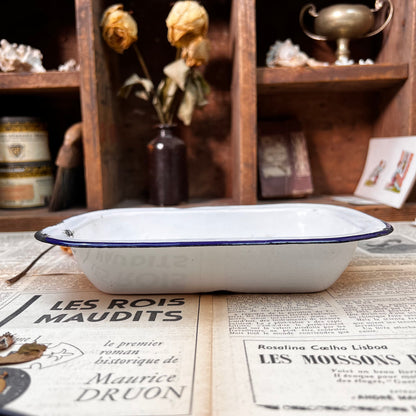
<box><xmin>266</xmin><ymin>38</ymin><xmax>328</xmax><ymax>68</ymax></box>
<box><xmin>0</xmin><ymin>39</ymin><xmax>46</xmax><ymax>73</ymax></box>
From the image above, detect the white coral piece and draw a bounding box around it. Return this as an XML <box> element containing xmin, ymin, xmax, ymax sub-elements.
<box><xmin>359</xmin><ymin>58</ymin><xmax>374</xmax><ymax>65</ymax></box>
<box><xmin>0</xmin><ymin>39</ymin><xmax>46</xmax><ymax>73</ymax></box>
<box><xmin>266</xmin><ymin>39</ymin><xmax>328</xmax><ymax>68</ymax></box>
<box><xmin>58</xmin><ymin>59</ymin><xmax>80</xmax><ymax>72</ymax></box>
<box><xmin>335</xmin><ymin>56</ymin><xmax>355</xmax><ymax>66</ymax></box>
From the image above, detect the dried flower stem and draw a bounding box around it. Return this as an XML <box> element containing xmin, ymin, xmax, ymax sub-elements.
<box><xmin>162</xmin><ymin>47</ymin><xmax>185</xmax><ymax>124</ymax></box>
<box><xmin>6</xmin><ymin>245</ymin><xmax>55</xmax><ymax>285</ymax></box>
<box><xmin>132</xmin><ymin>44</ymin><xmax>166</xmax><ymax>124</ymax></box>
<box><xmin>167</xmin><ymin>84</ymin><xmax>185</xmax><ymax>125</ymax></box>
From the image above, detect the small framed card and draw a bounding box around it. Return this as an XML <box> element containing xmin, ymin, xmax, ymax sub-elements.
<box><xmin>354</xmin><ymin>136</ymin><xmax>416</xmax><ymax>208</ymax></box>
<box><xmin>258</xmin><ymin>119</ymin><xmax>313</xmax><ymax>199</ymax></box>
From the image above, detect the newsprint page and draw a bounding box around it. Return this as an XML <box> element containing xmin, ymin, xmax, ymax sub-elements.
<box><xmin>0</xmin><ymin>222</ymin><xmax>415</xmax><ymax>416</ymax></box>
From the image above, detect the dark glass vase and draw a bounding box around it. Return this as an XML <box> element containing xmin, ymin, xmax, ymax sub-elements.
<box><xmin>147</xmin><ymin>124</ymin><xmax>188</xmax><ymax>206</ymax></box>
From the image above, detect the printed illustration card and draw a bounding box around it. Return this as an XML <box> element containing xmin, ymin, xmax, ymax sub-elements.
<box><xmin>354</xmin><ymin>136</ymin><xmax>416</xmax><ymax>208</ymax></box>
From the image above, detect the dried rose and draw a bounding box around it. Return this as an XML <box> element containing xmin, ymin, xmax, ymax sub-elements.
<box><xmin>181</xmin><ymin>36</ymin><xmax>210</xmax><ymax>67</ymax></box>
<box><xmin>101</xmin><ymin>4</ymin><xmax>138</xmax><ymax>54</ymax></box>
<box><xmin>166</xmin><ymin>1</ymin><xmax>209</xmax><ymax>48</ymax></box>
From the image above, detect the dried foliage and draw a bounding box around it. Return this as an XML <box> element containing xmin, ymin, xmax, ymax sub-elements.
<box><xmin>0</xmin><ymin>342</ymin><xmax>47</xmax><ymax>366</ymax></box>
<box><xmin>101</xmin><ymin>1</ymin><xmax>211</xmax><ymax>126</ymax></box>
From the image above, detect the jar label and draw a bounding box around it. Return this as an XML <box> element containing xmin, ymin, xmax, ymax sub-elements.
<box><xmin>0</xmin><ymin>132</ymin><xmax>51</xmax><ymax>162</ymax></box>
<box><xmin>0</xmin><ymin>174</ymin><xmax>53</xmax><ymax>208</ymax></box>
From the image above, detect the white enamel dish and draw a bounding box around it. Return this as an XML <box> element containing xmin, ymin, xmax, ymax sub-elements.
<box><xmin>35</xmin><ymin>204</ymin><xmax>393</xmax><ymax>294</ymax></box>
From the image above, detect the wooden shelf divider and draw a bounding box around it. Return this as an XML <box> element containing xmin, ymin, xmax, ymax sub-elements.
<box><xmin>257</xmin><ymin>63</ymin><xmax>409</xmax><ymax>94</ymax></box>
<box><xmin>0</xmin><ymin>207</ymin><xmax>87</xmax><ymax>232</ymax></box>
<box><xmin>0</xmin><ymin>71</ymin><xmax>80</xmax><ymax>92</ymax></box>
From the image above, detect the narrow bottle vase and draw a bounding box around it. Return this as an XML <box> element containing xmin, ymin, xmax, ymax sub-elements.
<box><xmin>147</xmin><ymin>124</ymin><xmax>188</xmax><ymax>206</ymax></box>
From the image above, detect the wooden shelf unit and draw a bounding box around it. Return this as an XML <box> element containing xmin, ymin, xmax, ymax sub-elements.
<box><xmin>0</xmin><ymin>0</ymin><xmax>235</xmax><ymax>231</ymax></box>
<box><xmin>230</xmin><ymin>0</ymin><xmax>416</xmax><ymax>222</ymax></box>
<box><xmin>1</xmin><ymin>0</ymin><xmax>416</xmax><ymax>231</ymax></box>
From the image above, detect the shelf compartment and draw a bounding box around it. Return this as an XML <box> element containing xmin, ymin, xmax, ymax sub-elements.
<box><xmin>0</xmin><ymin>198</ymin><xmax>235</xmax><ymax>232</ymax></box>
<box><xmin>0</xmin><ymin>71</ymin><xmax>80</xmax><ymax>92</ymax></box>
<box><xmin>0</xmin><ymin>207</ymin><xmax>87</xmax><ymax>232</ymax></box>
<box><xmin>119</xmin><ymin>197</ymin><xmax>415</xmax><ymax>223</ymax></box>
<box><xmin>257</xmin><ymin>196</ymin><xmax>416</xmax><ymax>223</ymax></box>
<box><xmin>257</xmin><ymin>64</ymin><xmax>409</xmax><ymax>94</ymax></box>
<box><xmin>296</xmin><ymin>196</ymin><xmax>416</xmax><ymax>223</ymax></box>
<box><xmin>0</xmin><ymin>196</ymin><xmax>413</xmax><ymax>232</ymax></box>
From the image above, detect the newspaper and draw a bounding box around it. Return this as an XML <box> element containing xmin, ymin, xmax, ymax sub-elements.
<box><xmin>213</xmin><ymin>222</ymin><xmax>416</xmax><ymax>415</ymax></box>
<box><xmin>0</xmin><ymin>223</ymin><xmax>416</xmax><ymax>415</ymax></box>
<box><xmin>0</xmin><ymin>234</ymin><xmax>212</xmax><ymax>416</ymax></box>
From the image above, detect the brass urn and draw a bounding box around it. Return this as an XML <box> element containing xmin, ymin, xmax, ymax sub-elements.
<box><xmin>299</xmin><ymin>0</ymin><xmax>393</xmax><ymax>61</ymax></box>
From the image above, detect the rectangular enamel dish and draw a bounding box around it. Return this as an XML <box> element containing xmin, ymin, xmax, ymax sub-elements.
<box><xmin>35</xmin><ymin>204</ymin><xmax>393</xmax><ymax>294</ymax></box>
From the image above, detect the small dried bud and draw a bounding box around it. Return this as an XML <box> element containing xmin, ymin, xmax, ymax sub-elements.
<box><xmin>166</xmin><ymin>1</ymin><xmax>209</xmax><ymax>48</ymax></box>
<box><xmin>101</xmin><ymin>4</ymin><xmax>138</xmax><ymax>54</ymax></box>
<box><xmin>181</xmin><ymin>36</ymin><xmax>210</xmax><ymax>67</ymax></box>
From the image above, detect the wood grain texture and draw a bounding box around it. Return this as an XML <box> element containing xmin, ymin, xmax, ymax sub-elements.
<box><xmin>230</xmin><ymin>0</ymin><xmax>257</xmax><ymax>204</ymax></box>
<box><xmin>2</xmin><ymin>197</ymin><xmax>414</xmax><ymax>232</ymax></box>
<box><xmin>0</xmin><ymin>72</ymin><xmax>80</xmax><ymax>91</ymax></box>
<box><xmin>258</xmin><ymin>91</ymin><xmax>375</xmax><ymax>195</ymax></box>
<box><xmin>76</xmin><ymin>0</ymin><xmax>122</xmax><ymax>209</ymax></box>
<box><xmin>257</xmin><ymin>64</ymin><xmax>408</xmax><ymax>94</ymax></box>
<box><xmin>0</xmin><ymin>208</ymin><xmax>87</xmax><ymax>232</ymax></box>
<box><xmin>373</xmin><ymin>0</ymin><xmax>416</xmax><ymax>137</ymax></box>
<box><xmin>288</xmin><ymin>197</ymin><xmax>416</xmax><ymax>223</ymax></box>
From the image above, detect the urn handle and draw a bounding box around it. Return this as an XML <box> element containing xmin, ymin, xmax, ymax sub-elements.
<box><xmin>365</xmin><ymin>0</ymin><xmax>394</xmax><ymax>38</ymax></box>
<box><xmin>299</xmin><ymin>3</ymin><xmax>328</xmax><ymax>41</ymax></box>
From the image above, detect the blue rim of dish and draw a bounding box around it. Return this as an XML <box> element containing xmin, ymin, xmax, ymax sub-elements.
<box><xmin>34</xmin><ymin>221</ymin><xmax>393</xmax><ymax>248</ymax></box>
